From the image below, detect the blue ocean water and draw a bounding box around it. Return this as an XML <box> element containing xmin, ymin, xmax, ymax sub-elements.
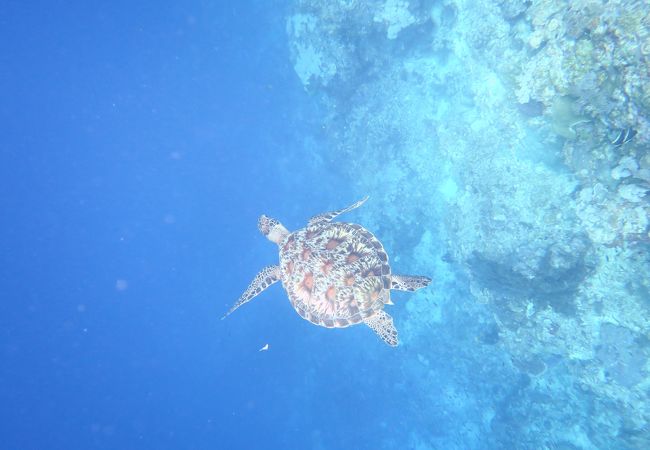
<box><xmin>2</xmin><ymin>1</ymin><xmax>649</xmax><ymax>449</ymax></box>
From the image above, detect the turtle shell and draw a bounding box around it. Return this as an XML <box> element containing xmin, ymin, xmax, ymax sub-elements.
<box><xmin>279</xmin><ymin>221</ymin><xmax>391</xmax><ymax>328</ymax></box>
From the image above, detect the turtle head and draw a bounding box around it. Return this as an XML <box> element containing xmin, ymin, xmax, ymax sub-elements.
<box><xmin>258</xmin><ymin>215</ymin><xmax>289</xmax><ymax>244</ymax></box>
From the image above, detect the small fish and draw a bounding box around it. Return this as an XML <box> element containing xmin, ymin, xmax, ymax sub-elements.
<box><xmin>259</xmin><ymin>343</ymin><xmax>269</xmax><ymax>352</ymax></box>
<box><xmin>611</xmin><ymin>128</ymin><xmax>637</xmax><ymax>146</ymax></box>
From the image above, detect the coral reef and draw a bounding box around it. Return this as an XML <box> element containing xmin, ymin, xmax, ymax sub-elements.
<box><xmin>286</xmin><ymin>0</ymin><xmax>436</xmax><ymax>96</ymax></box>
<box><xmin>286</xmin><ymin>0</ymin><xmax>650</xmax><ymax>448</ymax></box>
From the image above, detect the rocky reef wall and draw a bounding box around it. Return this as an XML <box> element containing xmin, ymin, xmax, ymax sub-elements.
<box><xmin>287</xmin><ymin>1</ymin><xmax>650</xmax><ymax>448</ymax></box>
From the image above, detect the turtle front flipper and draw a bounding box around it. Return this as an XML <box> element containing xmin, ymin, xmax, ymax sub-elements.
<box><xmin>308</xmin><ymin>196</ymin><xmax>369</xmax><ymax>225</ymax></box>
<box><xmin>222</xmin><ymin>265</ymin><xmax>280</xmax><ymax>319</ymax></box>
<box><xmin>390</xmin><ymin>274</ymin><xmax>431</xmax><ymax>292</ymax></box>
<box><xmin>364</xmin><ymin>310</ymin><xmax>399</xmax><ymax>347</ymax></box>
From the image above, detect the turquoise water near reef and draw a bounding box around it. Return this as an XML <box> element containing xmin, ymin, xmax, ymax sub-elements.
<box><xmin>1</xmin><ymin>1</ymin><xmax>648</xmax><ymax>449</ymax></box>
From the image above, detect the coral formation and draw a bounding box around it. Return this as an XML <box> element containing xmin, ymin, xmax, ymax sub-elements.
<box><xmin>286</xmin><ymin>0</ymin><xmax>650</xmax><ymax>448</ymax></box>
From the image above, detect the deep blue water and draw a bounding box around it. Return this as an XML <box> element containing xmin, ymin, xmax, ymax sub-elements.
<box><xmin>3</xmin><ymin>1</ymin><xmax>650</xmax><ymax>450</ymax></box>
<box><xmin>0</xmin><ymin>2</ymin><xmax>317</xmax><ymax>449</ymax></box>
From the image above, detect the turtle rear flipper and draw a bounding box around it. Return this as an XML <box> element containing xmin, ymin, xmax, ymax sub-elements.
<box><xmin>365</xmin><ymin>310</ymin><xmax>398</xmax><ymax>347</ymax></box>
<box><xmin>222</xmin><ymin>265</ymin><xmax>280</xmax><ymax>319</ymax></box>
<box><xmin>390</xmin><ymin>274</ymin><xmax>431</xmax><ymax>292</ymax></box>
<box><xmin>308</xmin><ymin>196</ymin><xmax>368</xmax><ymax>225</ymax></box>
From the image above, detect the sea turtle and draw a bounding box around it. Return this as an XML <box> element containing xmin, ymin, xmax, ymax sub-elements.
<box><xmin>222</xmin><ymin>197</ymin><xmax>431</xmax><ymax>346</ymax></box>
